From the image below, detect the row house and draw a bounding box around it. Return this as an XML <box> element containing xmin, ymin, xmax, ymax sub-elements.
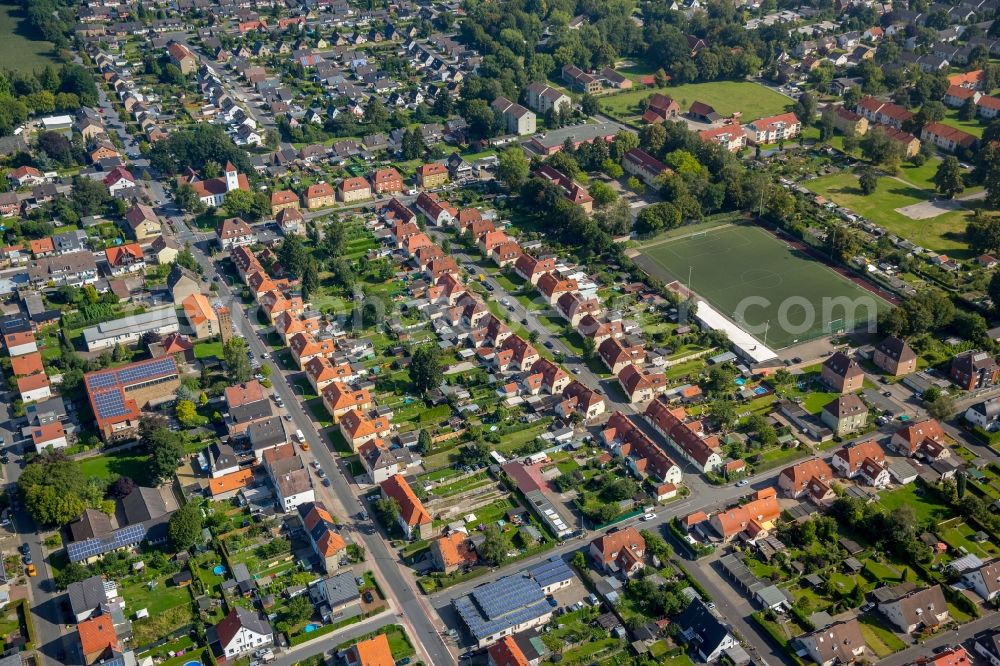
<box><xmin>698</xmin><ymin>125</ymin><xmax>747</xmax><ymax>152</ymax></box>
<box><xmin>856</xmin><ymin>96</ymin><xmax>913</xmax><ymax>129</ymax></box>
<box><xmin>527</xmin><ymin>357</ymin><xmax>570</xmax><ymax>395</ymax></box>
<box><xmin>534</xmin><ymin>164</ymin><xmax>594</xmax><ymax>214</ymax></box>
<box><xmin>514</xmin><ymin>254</ymin><xmax>556</xmax><ymax>285</ymax></box>
<box><xmin>944</xmin><ymin>85</ymin><xmax>981</xmax><ymax>108</ymax></box>
<box><xmin>495</xmin><ymin>335</ymin><xmax>540</xmax><ymax>372</ymax></box>
<box><xmin>602</xmin><ymin>412</ymin><xmax>683</xmax><ymax>484</ymax></box>
<box><xmin>921</xmin><ymin>122</ymin><xmax>979</xmax><ymax>152</ymax></box>
<box><xmin>598</xmin><ymin>336</ymin><xmax>646</xmax><ymax>375</ymax></box>
<box><xmin>645</xmin><ymin>397</ymin><xmax>723</xmax><ymax>473</ymax></box>
<box><xmin>305</xmin><ymin>356</ymin><xmax>356</xmax><ymax>394</ymax></box>
<box><xmin>558</xmin><ymin>380</ymin><xmax>606</xmax><ymax>421</ymax></box>
<box><xmin>622</xmin><ymin>148</ymin><xmax>671</xmax><ymax>187</ymax></box>
<box><xmin>577</xmin><ymin>314</ymin><xmax>625</xmax><ymax>347</ymax></box>
<box><xmin>617</xmin><ymin>364</ymin><xmax>667</xmax><ymax>403</ymax></box>
<box><xmin>777</xmin><ymin>458</ymin><xmax>834</xmax><ymax>499</ymax></box>
<box><xmin>415</xmin><ymin>191</ymin><xmax>457</xmax><ymax>226</ymax></box>
<box><xmin>288</xmin><ymin>332</ymin><xmax>337</xmax><ymax>369</ymax></box>
<box><xmin>322</xmin><ymin>382</ymin><xmax>373</xmax><ymax>424</ymax></box>
<box><xmin>491</xmin><ymin>241</ymin><xmax>522</xmax><ymax>268</ymax></box>
<box><xmin>537</xmin><ymin>272</ymin><xmax>577</xmax><ymax>305</ymax></box>
<box><xmin>555</xmin><ymin>291</ymin><xmax>602</xmax><ymax>327</ymax></box>
<box><xmin>338</xmin><ymin>408</ymin><xmax>392</xmax><ymax>451</ymax></box>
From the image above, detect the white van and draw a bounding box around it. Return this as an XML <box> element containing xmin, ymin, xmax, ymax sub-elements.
<box><xmin>295</xmin><ymin>429</ymin><xmax>305</xmax><ymax>442</ymax></box>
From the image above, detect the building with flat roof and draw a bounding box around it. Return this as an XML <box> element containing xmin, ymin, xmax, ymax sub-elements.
<box><xmin>452</xmin><ymin>557</ymin><xmax>573</xmax><ymax>647</ymax></box>
<box><xmin>83</xmin><ymin>307</ymin><xmax>179</xmax><ymax>352</ymax></box>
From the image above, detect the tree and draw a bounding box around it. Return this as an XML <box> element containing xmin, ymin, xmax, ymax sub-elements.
<box><xmin>277</xmin><ymin>234</ymin><xmax>310</xmax><ymax>279</ymax></box>
<box><xmin>418</xmin><ymin>429</ymin><xmax>433</xmax><ymax>453</ymax></box>
<box><xmin>168</xmin><ymin>501</ymin><xmax>204</xmax><ymax>551</ymax></box>
<box><xmin>282</xmin><ymin>595</ymin><xmax>314</xmax><ymax>625</ymax></box>
<box><xmin>374</xmin><ymin>496</ymin><xmax>400</xmax><ymax>526</ymax></box>
<box><xmin>959</xmin><ymin>96</ymin><xmax>977</xmax><ymax>121</ymax></box>
<box><xmin>175</xmin><ymin>182</ymin><xmax>206</xmax><ymax>214</ymax></box>
<box><xmin>589</xmin><ymin>181</ymin><xmax>618</xmax><ymax>207</ymax></box>
<box><xmin>223</xmin><ymin>337</ymin><xmax>253</xmax><ymax>383</ymax></box>
<box><xmin>400</xmin><ymin>128</ymin><xmax>426</xmax><ymax>160</ymax></box>
<box><xmin>989</xmin><ymin>271</ymin><xmax>1000</xmax><ymax>311</ymax></box>
<box><xmin>108</xmin><ymin>477</ymin><xmax>137</xmax><ymax>500</ymax></box>
<box><xmin>408</xmin><ymin>345</ymin><xmax>442</xmax><ymax>394</ymax></box>
<box><xmin>223</xmin><ymin>190</ymin><xmax>268</xmax><ymax>221</ymax></box>
<box><xmin>478</xmin><ymin>524</ymin><xmax>510</xmax><ymax>566</ymax></box>
<box><xmin>933</xmin><ymin>156</ymin><xmax>964</xmax><ymax>199</ymax></box>
<box><xmin>143</xmin><ymin>418</ymin><xmax>185</xmax><ymax>484</ymax></box>
<box><xmin>967</xmin><ymin>211</ymin><xmax>1000</xmax><ymax>254</ymax></box>
<box><xmin>175</xmin><ymin>400</ymin><xmax>201</xmax><ymax>427</ymax></box>
<box><xmin>794</xmin><ymin>91</ymin><xmax>817</xmax><ymax>124</ymax></box>
<box><xmin>634</xmin><ymin>202</ymin><xmax>681</xmax><ymax>235</ymax></box>
<box><xmin>54</xmin><ymin>562</ymin><xmax>90</xmax><ymax>590</ymax></box>
<box><xmin>497</xmin><ymin>146</ymin><xmax>529</xmax><ymax>191</ymax></box>
<box><xmin>580</xmin><ymin>94</ymin><xmax>599</xmax><ymax>116</ymax></box>
<box><xmin>925</xmin><ymin>392</ymin><xmax>955</xmax><ymax>421</ymax></box>
<box><xmin>957</xmin><ymin>471</ymin><xmax>967</xmax><ymax>499</ymax></box>
<box><xmin>858</xmin><ymin>168</ymin><xmax>878</xmax><ymax>195</ymax></box>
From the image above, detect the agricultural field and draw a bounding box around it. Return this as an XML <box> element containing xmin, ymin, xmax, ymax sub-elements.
<box><xmin>633</xmin><ymin>225</ymin><xmax>885</xmax><ymax>348</ymax></box>
<box><xmin>807</xmin><ymin>171</ymin><xmax>975</xmax><ymax>257</ymax></box>
<box><xmin>600</xmin><ymin>81</ymin><xmax>791</xmax><ymax>122</ymax></box>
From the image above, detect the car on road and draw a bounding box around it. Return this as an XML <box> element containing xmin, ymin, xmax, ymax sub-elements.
<box><xmin>543</xmin><ymin>340</ymin><xmax>554</xmax><ymax>349</ymax></box>
<box><xmin>642</xmin><ymin>512</ymin><xmax>656</xmax><ymax>521</ymax></box>
<box><xmin>521</xmin><ymin>318</ymin><xmax>528</xmax><ymax>325</ymax></box>
<box><xmin>23</xmin><ymin>552</ymin><xmax>32</xmax><ymax>565</ymax></box>
<box><xmin>736</xmin><ymin>479</ymin><xmax>749</xmax><ymax>487</ymax></box>
<box><xmin>19</xmin><ymin>543</ymin><xmax>29</xmax><ymax>556</ymax></box>
<box><xmin>322</xmin><ymin>478</ymin><xmax>330</xmax><ymax>487</ymax></box>
<box><xmin>26</xmin><ymin>564</ymin><xmax>36</xmax><ymax>577</ymax></box>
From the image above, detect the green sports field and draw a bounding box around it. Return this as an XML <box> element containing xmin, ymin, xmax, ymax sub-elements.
<box><xmin>633</xmin><ymin>225</ymin><xmax>887</xmax><ymax>349</ymax></box>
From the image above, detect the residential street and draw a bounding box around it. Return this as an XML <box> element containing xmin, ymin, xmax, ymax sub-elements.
<box><xmin>173</xmin><ymin>216</ymin><xmax>454</xmax><ymax>665</ymax></box>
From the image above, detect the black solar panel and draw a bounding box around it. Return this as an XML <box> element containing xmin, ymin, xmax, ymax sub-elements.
<box><xmin>93</xmin><ymin>391</ymin><xmax>127</xmax><ymax>419</ymax></box>
<box><xmin>87</xmin><ymin>373</ymin><xmax>118</xmax><ymax>389</ymax></box>
<box><xmin>117</xmin><ymin>357</ymin><xmax>176</xmax><ymax>385</ymax></box>
<box><xmin>67</xmin><ymin>523</ymin><xmax>146</xmax><ymax>562</ymax></box>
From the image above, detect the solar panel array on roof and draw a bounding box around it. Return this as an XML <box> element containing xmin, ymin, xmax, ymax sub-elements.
<box><xmin>454</xmin><ymin>574</ymin><xmax>551</xmax><ymax>642</ymax></box>
<box><xmin>527</xmin><ymin>556</ymin><xmax>573</xmax><ymax>589</ymax></box>
<box><xmin>86</xmin><ymin>372</ymin><xmax>118</xmax><ymax>389</ymax></box>
<box><xmin>92</xmin><ymin>391</ymin><xmax>128</xmax><ymax>419</ymax></box>
<box><xmin>471</xmin><ymin>574</ymin><xmax>541</xmax><ymax>618</ymax></box>
<box><xmin>117</xmin><ymin>356</ymin><xmax>176</xmax><ymax>384</ymax></box>
<box><xmin>67</xmin><ymin>523</ymin><xmax>146</xmax><ymax>562</ymax></box>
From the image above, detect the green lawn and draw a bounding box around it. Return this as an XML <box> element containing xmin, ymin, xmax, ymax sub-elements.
<box><xmin>634</xmin><ymin>225</ymin><xmax>885</xmax><ymax>348</ymax></box>
<box><xmin>939</xmin><ymin>107</ymin><xmax>985</xmax><ymax>138</ymax></box>
<box><xmin>0</xmin><ymin>3</ymin><xmax>58</xmax><ymax>72</ymax></box>
<box><xmin>601</xmin><ymin>81</ymin><xmax>791</xmax><ymax>121</ymax></box>
<box><xmin>878</xmin><ymin>484</ymin><xmax>955</xmax><ymax>524</ymax></box>
<box><xmin>860</xmin><ymin>617</ymin><xmax>906</xmax><ymax>658</ymax></box>
<box><xmin>898</xmin><ymin>158</ymin><xmax>944</xmax><ymax>192</ymax></box>
<box><xmin>808</xmin><ymin>171</ymin><xmax>974</xmax><ymax>257</ymax></box>
<box><xmin>194</xmin><ymin>340</ymin><xmax>224</xmax><ymax>360</ymax></box>
<box><xmin>78</xmin><ymin>449</ymin><xmax>153</xmax><ymax>485</ymax></box>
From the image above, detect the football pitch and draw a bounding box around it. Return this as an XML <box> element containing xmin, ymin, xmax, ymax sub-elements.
<box><xmin>633</xmin><ymin>225</ymin><xmax>887</xmax><ymax>349</ymax></box>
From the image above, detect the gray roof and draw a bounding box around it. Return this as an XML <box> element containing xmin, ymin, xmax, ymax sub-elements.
<box><xmin>120</xmin><ymin>487</ymin><xmax>170</xmax><ymax>525</ymax></box>
<box><xmin>83</xmin><ymin>307</ymin><xmax>179</xmax><ymax>346</ymax></box>
<box><xmin>249</xmin><ymin>416</ymin><xmax>286</xmax><ymax>448</ymax></box>
<box><xmin>321</xmin><ymin>571</ymin><xmax>360</xmax><ymax>607</ymax></box>
<box><xmin>67</xmin><ymin>575</ymin><xmax>109</xmax><ymax>615</ymax></box>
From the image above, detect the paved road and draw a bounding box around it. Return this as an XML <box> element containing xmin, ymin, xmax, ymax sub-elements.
<box><xmin>3</xmin><ymin>449</ymin><xmax>69</xmax><ymax>666</ymax></box>
<box><xmin>877</xmin><ymin>615</ymin><xmax>997</xmax><ymax>666</ymax></box>
<box><xmin>173</xmin><ymin>218</ymin><xmax>454</xmax><ymax>665</ymax></box>
<box><xmin>269</xmin><ymin>610</ymin><xmax>400</xmax><ymax>666</ymax></box>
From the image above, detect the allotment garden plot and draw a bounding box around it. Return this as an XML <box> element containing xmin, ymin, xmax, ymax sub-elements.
<box><xmin>633</xmin><ymin>225</ymin><xmax>886</xmax><ymax>349</ymax></box>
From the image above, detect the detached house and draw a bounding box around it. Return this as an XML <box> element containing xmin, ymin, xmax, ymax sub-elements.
<box><xmin>216</xmin><ymin>217</ymin><xmax>256</xmax><ymax>251</ymax></box>
<box><xmin>950</xmin><ymin>350</ymin><xmax>998</xmax><ymax>390</ymax></box>
<box><xmin>799</xmin><ymin>619</ymin><xmax>867</xmax><ymax>666</ymax></box>
<box><xmin>208</xmin><ymin>607</ymin><xmax>273</xmax><ymax>663</ymax></box>
<box><xmin>589</xmin><ymin>527</ymin><xmax>645</xmax><ymax>576</ymax></box>
<box><xmin>832</xmin><ymin>439</ymin><xmax>885</xmax><ymax>478</ymax></box>
<box><xmin>743</xmin><ymin>113</ymin><xmax>801</xmax><ymax>144</ymax></box>
<box><xmin>877</xmin><ymin>584</ymin><xmax>949</xmax><ymax>634</ymax></box>
<box><xmin>873</xmin><ymin>336</ymin><xmax>917</xmax><ymax>376</ymax></box>
<box><xmin>821</xmin><ymin>393</ymin><xmax>869</xmax><ymax>436</ymax></box>
<box><xmin>962</xmin><ymin>560</ymin><xmax>1000</xmax><ymax>602</ymax></box>
<box><xmin>821</xmin><ymin>351</ymin><xmax>864</xmax><ymax>393</ymax></box>
<box><xmin>778</xmin><ymin>458</ymin><xmax>834</xmax><ymax>499</ymax></box>
<box><xmin>379</xmin><ymin>474</ymin><xmax>432</xmax><ymax>540</ymax></box>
